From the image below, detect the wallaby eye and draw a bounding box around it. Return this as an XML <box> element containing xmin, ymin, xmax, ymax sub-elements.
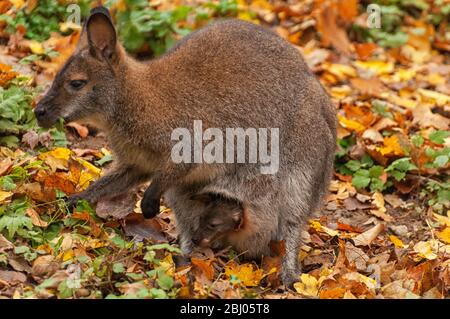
<box><xmin>69</xmin><ymin>80</ymin><xmax>87</xmax><ymax>90</ymax></box>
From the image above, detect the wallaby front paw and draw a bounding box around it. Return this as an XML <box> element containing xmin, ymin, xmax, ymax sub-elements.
<box><xmin>140</xmin><ymin>195</ymin><xmax>160</xmax><ymax>219</ymax></box>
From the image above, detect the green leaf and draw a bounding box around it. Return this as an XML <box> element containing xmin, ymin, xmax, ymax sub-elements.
<box><xmin>95</xmin><ymin>154</ymin><xmax>113</xmax><ymax>166</ymax></box>
<box><xmin>157</xmin><ymin>270</ymin><xmax>174</xmax><ymax>290</ymax></box>
<box><xmin>150</xmin><ymin>288</ymin><xmax>167</xmax><ymax>299</ymax></box>
<box><xmin>345</xmin><ymin>160</ymin><xmax>361</xmax><ymax>172</ymax></box>
<box><xmin>113</xmin><ymin>262</ymin><xmax>125</xmax><ymax>274</ymax></box>
<box><xmin>429</xmin><ymin>130</ymin><xmax>450</xmax><ymax>144</ymax></box>
<box><xmin>352</xmin><ymin>170</ymin><xmax>371</xmax><ymax>189</ymax></box>
<box><xmin>411</xmin><ymin>135</ymin><xmax>424</xmax><ymax>148</ymax></box>
<box><xmin>147</xmin><ymin>243</ymin><xmax>182</xmax><ymax>254</ymax></box>
<box><xmin>372</xmin><ymin>100</ymin><xmax>393</xmax><ymax>119</ymax></box>
<box><xmin>369</xmin><ymin>165</ymin><xmax>384</xmax><ymax>178</ymax></box>
<box><xmin>433</xmin><ymin>155</ymin><xmax>448</xmax><ymax>168</ymax></box>
<box><xmin>0</xmin><ymin>176</ymin><xmax>16</xmax><ymax>191</ymax></box>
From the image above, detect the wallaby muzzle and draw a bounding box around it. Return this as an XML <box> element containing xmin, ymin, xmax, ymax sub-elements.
<box><xmin>34</xmin><ymin>95</ymin><xmax>61</xmax><ymax>128</ymax></box>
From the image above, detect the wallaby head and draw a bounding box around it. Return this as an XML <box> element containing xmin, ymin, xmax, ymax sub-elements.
<box><xmin>34</xmin><ymin>7</ymin><xmax>124</xmax><ymax>129</ymax></box>
<box><xmin>190</xmin><ymin>193</ymin><xmax>244</xmax><ymax>248</ymax></box>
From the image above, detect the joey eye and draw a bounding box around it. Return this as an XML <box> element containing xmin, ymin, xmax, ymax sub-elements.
<box><xmin>208</xmin><ymin>222</ymin><xmax>222</xmax><ymax>230</ymax></box>
<box><xmin>69</xmin><ymin>80</ymin><xmax>87</xmax><ymax>90</ymax></box>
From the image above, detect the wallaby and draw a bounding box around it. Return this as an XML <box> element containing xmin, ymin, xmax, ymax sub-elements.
<box><xmin>34</xmin><ymin>6</ymin><xmax>336</xmax><ymax>285</ymax></box>
<box><xmin>189</xmin><ymin>193</ymin><xmax>244</xmax><ymax>248</ymax></box>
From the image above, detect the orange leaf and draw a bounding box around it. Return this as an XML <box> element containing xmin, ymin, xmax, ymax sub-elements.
<box><xmin>191</xmin><ymin>258</ymin><xmax>215</xmax><ymax>281</ymax></box>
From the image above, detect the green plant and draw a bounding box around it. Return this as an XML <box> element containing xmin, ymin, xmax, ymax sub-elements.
<box><xmin>0</xmin><ymin>85</ymin><xmax>36</xmax><ymax>146</ymax></box>
<box><xmin>0</xmin><ymin>199</ymin><xmax>33</xmax><ymax>239</ymax></box>
<box><xmin>115</xmin><ymin>1</ymin><xmax>192</xmax><ymax>56</ymax></box>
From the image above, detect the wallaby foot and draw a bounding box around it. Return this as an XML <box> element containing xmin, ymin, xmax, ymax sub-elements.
<box><xmin>279</xmin><ymin>219</ymin><xmax>302</xmax><ymax>286</ymax></box>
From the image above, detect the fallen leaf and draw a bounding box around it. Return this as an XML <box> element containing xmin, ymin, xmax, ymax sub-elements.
<box><xmin>124</xmin><ymin>213</ymin><xmax>167</xmax><ymax>243</ymax></box>
<box><xmin>294</xmin><ymin>273</ymin><xmax>319</xmax><ymax>297</ymax></box>
<box><xmin>224</xmin><ymin>262</ymin><xmax>264</xmax><ymax>287</ymax></box>
<box><xmin>191</xmin><ymin>258</ymin><xmax>215</xmax><ymax>281</ymax></box>
<box><xmin>389</xmin><ymin>235</ymin><xmax>406</xmax><ymax>248</ymax></box>
<box><xmin>353</xmin><ymin>224</ymin><xmax>384</xmax><ymax>246</ymax></box>
<box><xmin>67</xmin><ymin>122</ymin><xmax>89</xmax><ymax>138</ymax></box>
<box><xmin>96</xmin><ymin>192</ymin><xmax>136</xmax><ymax>219</ymax></box>
<box><xmin>26</xmin><ymin>207</ymin><xmax>48</xmax><ymax>227</ymax></box>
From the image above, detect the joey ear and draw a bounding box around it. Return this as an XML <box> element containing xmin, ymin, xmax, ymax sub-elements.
<box><xmin>232</xmin><ymin>211</ymin><xmax>243</xmax><ymax>230</ymax></box>
<box><xmin>190</xmin><ymin>192</ymin><xmax>214</xmax><ymax>204</ymax></box>
<box><xmin>85</xmin><ymin>7</ymin><xmax>117</xmax><ymax>60</ymax></box>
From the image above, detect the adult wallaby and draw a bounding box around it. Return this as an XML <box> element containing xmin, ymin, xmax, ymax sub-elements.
<box><xmin>34</xmin><ymin>6</ymin><xmax>336</xmax><ymax>285</ymax></box>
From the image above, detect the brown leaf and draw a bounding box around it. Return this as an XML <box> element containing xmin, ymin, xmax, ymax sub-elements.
<box><xmin>22</xmin><ymin>130</ymin><xmax>39</xmax><ymax>149</ymax></box>
<box><xmin>8</xmin><ymin>253</ymin><xmax>32</xmax><ymax>273</ymax></box>
<box><xmin>67</xmin><ymin>122</ymin><xmax>89</xmax><ymax>138</ymax></box>
<box><xmin>350</xmin><ymin>77</ymin><xmax>386</xmax><ymax>97</ymax></box>
<box><xmin>96</xmin><ymin>192</ymin><xmax>136</xmax><ymax>219</ymax></box>
<box><xmin>0</xmin><ymin>158</ymin><xmax>12</xmax><ymax>176</ymax></box>
<box><xmin>315</xmin><ymin>2</ymin><xmax>353</xmax><ymax>55</ymax></box>
<box><xmin>26</xmin><ymin>207</ymin><xmax>48</xmax><ymax>228</ymax></box>
<box><xmin>32</xmin><ymin>255</ymin><xmax>58</xmax><ymax>278</ymax></box>
<box><xmin>0</xmin><ymin>270</ymin><xmax>27</xmax><ymax>284</ymax></box>
<box><xmin>123</xmin><ymin>213</ymin><xmax>167</xmax><ymax>242</ymax></box>
<box><xmin>412</xmin><ymin>104</ymin><xmax>450</xmax><ymax>130</ymax></box>
<box><xmin>353</xmin><ymin>224</ymin><xmax>384</xmax><ymax>246</ymax></box>
<box><xmin>0</xmin><ymin>234</ymin><xmax>13</xmax><ymax>252</ymax></box>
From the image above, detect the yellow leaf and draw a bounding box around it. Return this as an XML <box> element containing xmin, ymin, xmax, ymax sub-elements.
<box><xmin>294</xmin><ymin>273</ymin><xmax>319</xmax><ymax>297</ymax></box>
<box><xmin>224</xmin><ymin>263</ymin><xmax>264</xmax><ymax>287</ymax></box>
<box><xmin>9</xmin><ymin>0</ymin><xmax>25</xmax><ymax>9</ymax></box>
<box><xmin>377</xmin><ymin>135</ymin><xmax>404</xmax><ymax>156</ymax></box>
<box><xmin>62</xmin><ymin>249</ymin><xmax>74</xmax><ymax>262</ymax></box>
<box><xmin>342</xmin><ymin>272</ymin><xmax>377</xmax><ymax>290</ymax></box>
<box><xmin>28</xmin><ymin>41</ymin><xmax>44</xmax><ymax>54</ymax></box>
<box><xmin>380</xmin><ymin>92</ymin><xmax>418</xmax><ymax>109</ymax></box>
<box><xmin>436</xmin><ymin>227</ymin><xmax>450</xmax><ymax>244</ymax></box>
<box><xmin>418</xmin><ymin>89</ymin><xmax>450</xmax><ymax>106</ymax></box>
<box><xmin>354</xmin><ymin>60</ymin><xmax>394</xmax><ymax>75</ymax></box>
<box><xmin>323</xmin><ymin>63</ymin><xmax>357</xmax><ymax>81</ymax></box>
<box><xmin>0</xmin><ymin>191</ymin><xmax>13</xmax><ymax>204</ymax></box>
<box><xmin>391</xmin><ymin>69</ymin><xmax>416</xmax><ymax>82</ymax></box>
<box><xmin>330</xmin><ymin>85</ymin><xmax>352</xmax><ymax>99</ymax></box>
<box><xmin>389</xmin><ymin>235</ymin><xmax>405</xmax><ymax>248</ymax></box>
<box><xmin>310</xmin><ymin>220</ymin><xmax>339</xmax><ymax>237</ymax></box>
<box><xmin>413</xmin><ymin>240</ymin><xmax>438</xmax><ymax>260</ymax></box>
<box><xmin>75</xmin><ymin>158</ymin><xmax>101</xmax><ymax>175</ymax></box>
<box><xmin>433</xmin><ymin>213</ymin><xmax>450</xmax><ymax>227</ymax></box>
<box><xmin>425</xmin><ymin>73</ymin><xmax>445</xmax><ymax>86</ymax></box>
<box><xmin>39</xmin><ymin>147</ymin><xmax>72</xmax><ymax>161</ymax></box>
<box><xmin>338</xmin><ymin>115</ymin><xmax>365</xmax><ymax>132</ymax></box>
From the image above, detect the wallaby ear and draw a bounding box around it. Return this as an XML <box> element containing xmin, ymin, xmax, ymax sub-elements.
<box><xmin>85</xmin><ymin>7</ymin><xmax>117</xmax><ymax>60</ymax></box>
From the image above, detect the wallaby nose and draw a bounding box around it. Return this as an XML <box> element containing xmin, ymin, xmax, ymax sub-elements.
<box><xmin>34</xmin><ymin>106</ymin><xmax>46</xmax><ymax>118</ymax></box>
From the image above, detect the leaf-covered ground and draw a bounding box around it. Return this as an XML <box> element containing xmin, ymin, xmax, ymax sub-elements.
<box><xmin>0</xmin><ymin>0</ymin><xmax>449</xmax><ymax>299</ymax></box>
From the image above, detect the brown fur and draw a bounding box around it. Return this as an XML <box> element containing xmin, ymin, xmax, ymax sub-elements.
<box><xmin>35</xmin><ymin>7</ymin><xmax>337</xmax><ymax>285</ymax></box>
